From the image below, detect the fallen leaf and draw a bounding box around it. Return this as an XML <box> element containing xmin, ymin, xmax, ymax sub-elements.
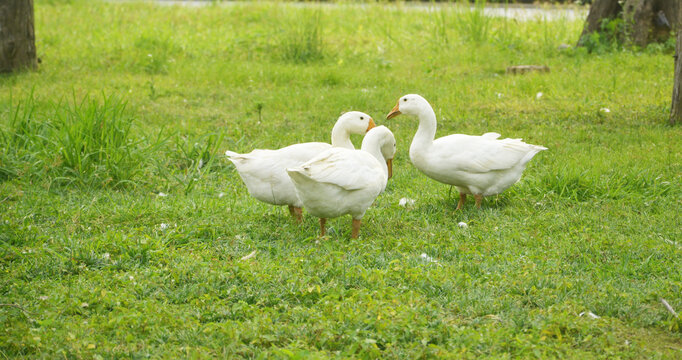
<box><xmin>240</xmin><ymin>250</ymin><xmax>257</xmax><ymax>261</ymax></box>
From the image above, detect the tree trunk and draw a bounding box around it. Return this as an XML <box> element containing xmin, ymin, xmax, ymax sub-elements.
<box><xmin>0</xmin><ymin>0</ymin><xmax>37</xmax><ymax>73</ymax></box>
<box><xmin>622</xmin><ymin>0</ymin><xmax>679</xmax><ymax>47</ymax></box>
<box><xmin>579</xmin><ymin>0</ymin><xmax>678</xmax><ymax>47</ymax></box>
<box><xmin>671</xmin><ymin>17</ymin><xmax>682</xmax><ymax>125</ymax></box>
<box><xmin>623</xmin><ymin>0</ymin><xmax>657</xmax><ymax>47</ymax></box>
<box><xmin>578</xmin><ymin>0</ymin><xmax>621</xmax><ymax>46</ymax></box>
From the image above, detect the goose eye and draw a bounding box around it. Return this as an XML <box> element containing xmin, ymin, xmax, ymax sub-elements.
<box><xmin>360</xmin><ymin>116</ymin><xmax>364</xmax><ymax>120</ymax></box>
<box><xmin>403</xmin><ymin>98</ymin><xmax>407</xmax><ymax>102</ymax></box>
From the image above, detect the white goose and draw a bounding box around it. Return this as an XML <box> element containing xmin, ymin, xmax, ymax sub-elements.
<box><xmin>386</xmin><ymin>94</ymin><xmax>546</xmax><ymax>209</ymax></box>
<box><xmin>225</xmin><ymin>111</ymin><xmax>376</xmax><ymax>221</ymax></box>
<box><xmin>287</xmin><ymin>126</ymin><xmax>396</xmax><ymax>238</ymax></box>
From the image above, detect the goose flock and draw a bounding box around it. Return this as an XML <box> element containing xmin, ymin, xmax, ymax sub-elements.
<box><xmin>226</xmin><ymin>94</ymin><xmax>546</xmax><ymax>238</ymax></box>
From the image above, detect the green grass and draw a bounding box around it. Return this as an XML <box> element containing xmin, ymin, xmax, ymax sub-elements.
<box><xmin>1</xmin><ymin>0</ymin><xmax>681</xmax><ymax>358</ymax></box>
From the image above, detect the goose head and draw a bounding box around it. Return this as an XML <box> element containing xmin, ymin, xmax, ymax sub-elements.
<box><xmin>386</xmin><ymin>94</ymin><xmax>431</xmax><ymax>119</ymax></box>
<box><xmin>337</xmin><ymin>111</ymin><xmax>376</xmax><ymax>134</ymax></box>
<box><xmin>362</xmin><ymin>125</ymin><xmax>396</xmax><ymax>179</ymax></box>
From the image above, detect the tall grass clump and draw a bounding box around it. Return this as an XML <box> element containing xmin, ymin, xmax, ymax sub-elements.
<box><xmin>0</xmin><ymin>94</ymin><xmax>49</xmax><ymax>181</ymax></box>
<box><xmin>432</xmin><ymin>8</ymin><xmax>452</xmax><ymax>47</ymax></box>
<box><xmin>0</xmin><ymin>94</ymin><xmax>162</xmax><ymax>188</ymax></box>
<box><xmin>455</xmin><ymin>0</ymin><xmax>493</xmax><ymax>44</ymax></box>
<box><xmin>279</xmin><ymin>10</ymin><xmax>326</xmax><ymax>63</ymax></box>
<box><xmin>50</xmin><ymin>95</ymin><xmax>153</xmax><ymax>187</ymax></box>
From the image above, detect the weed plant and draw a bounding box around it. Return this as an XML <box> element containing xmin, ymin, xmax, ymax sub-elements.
<box><xmin>0</xmin><ymin>94</ymin><xmax>161</xmax><ymax>188</ymax></box>
<box><xmin>0</xmin><ymin>0</ymin><xmax>680</xmax><ymax>358</ymax></box>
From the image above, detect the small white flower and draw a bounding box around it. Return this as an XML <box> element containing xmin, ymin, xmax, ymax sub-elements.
<box><xmin>158</xmin><ymin>192</ymin><xmax>168</xmax><ymax>197</ymax></box>
<box><xmin>81</xmin><ymin>302</ymin><xmax>89</xmax><ymax>308</ymax></box>
<box><xmin>129</xmin><ymin>276</ymin><xmax>134</xmax><ymax>281</ymax></box>
<box><xmin>399</xmin><ymin>198</ymin><xmax>415</xmax><ymax>207</ymax></box>
<box><xmin>218</xmin><ymin>192</ymin><xmax>226</xmax><ymax>198</ymax></box>
<box><xmin>579</xmin><ymin>311</ymin><xmax>600</xmax><ymax>319</ymax></box>
<box><xmin>361</xmin><ymin>88</ymin><xmax>369</xmax><ymax>93</ymax></box>
<box><xmin>496</xmin><ymin>92</ymin><xmax>503</xmax><ymax>98</ymax></box>
<box><xmin>600</xmin><ymin>108</ymin><xmax>610</xmax><ymax>113</ymax></box>
<box><xmin>536</xmin><ymin>92</ymin><xmax>543</xmax><ymax>99</ymax></box>
<box><xmin>147</xmin><ymin>54</ymin><xmax>153</xmax><ymax>58</ymax></box>
<box><xmin>197</xmin><ymin>159</ymin><xmax>204</xmax><ymax>169</ymax></box>
<box><xmin>419</xmin><ymin>253</ymin><xmax>440</xmax><ymax>265</ymax></box>
<box><xmin>159</xmin><ymin>223</ymin><xmax>168</xmax><ymax>230</ymax></box>
<box><xmin>458</xmin><ymin>222</ymin><xmax>468</xmax><ymax>228</ymax></box>
<box><xmin>102</xmin><ymin>253</ymin><xmax>110</xmax><ymax>260</ymax></box>
<box><xmin>39</xmin><ymin>296</ymin><xmax>49</xmax><ymax>301</ymax></box>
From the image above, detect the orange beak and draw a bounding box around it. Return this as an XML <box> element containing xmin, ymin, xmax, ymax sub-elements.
<box><xmin>386</xmin><ymin>159</ymin><xmax>393</xmax><ymax>179</ymax></box>
<box><xmin>386</xmin><ymin>102</ymin><xmax>401</xmax><ymax>120</ymax></box>
<box><xmin>366</xmin><ymin>118</ymin><xmax>376</xmax><ymax>132</ymax></box>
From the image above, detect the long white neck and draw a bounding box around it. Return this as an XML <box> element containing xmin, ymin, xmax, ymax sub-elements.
<box><xmin>330</xmin><ymin>122</ymin><xmax>355</xmax><ymax>149</ymax></box>
<box><xmin>410</xmin><ymin>104</ymin><xmax>437</xmax><ymax>155</ymax></box>
<box><xmin>361</xmin><ymin>135</ymin><xmax>388</xmax><ymax>178</ymax></box>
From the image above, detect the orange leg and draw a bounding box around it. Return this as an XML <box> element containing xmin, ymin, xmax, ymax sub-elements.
<box><xmin>319</xmin><ymin>218</ymin><xmax>327</xmax><ymax>237</ymax></box>
<box><xmin>474</xmin><ymin>194</ymin><xmax>483</xmax><ymax>209</ymax></box>
<box><xmin>351</xmin><ymin>219</ymin><xmax>362</xmax><ymax>239</ymax></box>
<box><xmin>288</xmin><ymin>205</ymin><xmax>303</xmax><ymax>223</ymax></box>
<box><xmin>456</xmin><ymin>193</ymin><xmax>467</xmax><ymax>210</ymax></box>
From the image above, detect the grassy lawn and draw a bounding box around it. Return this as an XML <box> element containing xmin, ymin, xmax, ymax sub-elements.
<box><xmin>1</xmin><ymin>0</ymin><xmax>681</xmax><ymax>358</ymax></box>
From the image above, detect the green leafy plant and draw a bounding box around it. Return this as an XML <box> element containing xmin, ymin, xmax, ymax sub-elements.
<box><xmin>581</xmin><ymin>17</ymin><xmax>625</xmax><ymax>53</ymax></box>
